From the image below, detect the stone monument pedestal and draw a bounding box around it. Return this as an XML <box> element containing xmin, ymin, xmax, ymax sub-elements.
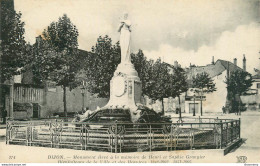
<box><xmin>104</xmin><ymin>62</ymin><xmax>142</xmax><ymax>115</ymax></box>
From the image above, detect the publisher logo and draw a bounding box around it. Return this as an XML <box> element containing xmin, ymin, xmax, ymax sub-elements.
<box><xmin>237</xmin><ymin>156</ymin><xmax>247</xmax><ymax>163</ymax></box>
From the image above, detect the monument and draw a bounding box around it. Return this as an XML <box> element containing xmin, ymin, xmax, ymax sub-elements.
<box><xmin>78</xmin><ymin>13</ymin><xmax>169</xmax><ymax>124</ymax></box>
<box><xmin>104</xmin><ymin>13</ymin><xmax>142</xmax><ymax>113</ymax></box>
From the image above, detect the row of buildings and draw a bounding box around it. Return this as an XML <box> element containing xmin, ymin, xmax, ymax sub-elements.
<box><xmin>149</xmin><ymin>56</ymin><xmax>260</xmax><ymax>115</ymax></box>
<box><xmin>1</xmin><ymin>47</ymin><xmax>259</xmax><ymax>120</ymax></box>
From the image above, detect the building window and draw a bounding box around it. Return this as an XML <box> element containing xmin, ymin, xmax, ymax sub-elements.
<box><xmin>257</xmin><ymin>83</ymin><xmax>260</xmax><ymax>89</ymax></box>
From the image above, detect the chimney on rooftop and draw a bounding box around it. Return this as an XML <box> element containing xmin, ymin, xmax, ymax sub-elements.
<box><xmin>36</xmin><ymin>35</ymin><xmax>42</xmax><ymax>46</ymax></box>
<box><xmin>212</xmin><ymin>56</ymin><xmax>215</xmax><ymax>65</ymax></box>
<box><xmin>174</xmin><ymin>61</ymin><xmax>178</xmax><ymax>68</ymax></box>
<box><xmin>243</xmin><ymin>54</ymin><xmax>246</xmax><ymax>71</ymax></box>
<box><xmin>233</xmin><ymin>58</ymin><xmax>237</xmax><ymax>66</ymax></box>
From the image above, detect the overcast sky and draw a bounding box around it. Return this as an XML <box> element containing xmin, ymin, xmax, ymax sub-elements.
<box><xmin>15</xmin><ymin>0</ymin><xmax>260</xmax><ymax>74</ymax></box>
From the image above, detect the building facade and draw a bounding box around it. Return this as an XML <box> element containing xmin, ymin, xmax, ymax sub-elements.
<box><xmin>184</xmin><ymin>58</ymin><xmax>245</xmax><ymax>114</ymax></box>
<box><xmin>241</xmin><ymin>72</ymin><xmax>260</xmax><ymax>110</ymax></box>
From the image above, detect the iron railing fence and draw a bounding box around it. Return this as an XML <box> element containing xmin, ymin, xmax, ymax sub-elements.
<box><xmin>6</xmin><ymin>118</ymin><xmax>240</xmax><ymax>153</ymax></box>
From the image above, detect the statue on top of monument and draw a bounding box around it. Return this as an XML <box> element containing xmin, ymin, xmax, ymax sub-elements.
<box><xmin>118</xmin><ymin>13</ymin><xmax>131</xmax><ymax>64</ymax></box>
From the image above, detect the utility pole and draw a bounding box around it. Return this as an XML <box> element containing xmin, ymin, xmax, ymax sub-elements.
<box><xmin>178</xmin><ymin>95</ymin><xmax>183</xmax><ymax>123</ymax></box>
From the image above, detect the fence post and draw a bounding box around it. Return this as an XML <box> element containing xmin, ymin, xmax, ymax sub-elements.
<box><xmin>238</xmin><ymin>118</ymin><xmax>241</xmax><ymax>139</ymax></box>
<box><xmin>236</xmin><ymin>120</ymin><xmax>240</xmax><ymax>139</ymax></box>
<box><xmin>220</xmin><ymin>120</ymin><xmax>223</xmax><ymax>149</ymax></box>
<box><xmin>84</xmin><ymin>124</ymin><xmax>87</xmax><ymax>151</ymax></box>
<box><xmin>199</xmin><ymin>116</ymin><xmax>201</xmax><ymax>128</ymax></box>
<box><xmin>30</xmin><ymin>122</ymin><xmax>33</xmax><ymax>146</ymax></box>
<box><xmin>226</xmin><ymin>123</ymin><xmax>229</xmax><ymax>145</ymax></box>
<box><xmin>26</xmin><ymin>122</ymin><xmax>30</xmax><ymax>146</ymax></box>
<box><xmin>190</xmin><ymin>124</ymin><xmax>193</xmax><ymax>150</ymax></box>
<box><xmin>6</xmin><ymin>121</ymin><xmax>9</xmax><ymax>145</ymax></box>
<box><xmin>80</xmin><ymin>124</ymin><xmax>83</xmax><ymax>150</ymax></box>
<box><xmin>50</xmin><ymin>122</ymin><xmax>53</xmax><ymax>148</ymax></box>
<box><xmin>170</xmin><ymin>124</ymin><xmax>173</xmax><ymax>151</ymax></box>
<box><xmin>29</xmin><ymin>122</ymin><xmax>31</xmax><ymax>146</ymax></box>
<box><xmin>214</xmin><ymin>123</ymin><xmax>218</xmax><ymax>148</ymax></box>
<box><xmin>231</xmin><ymin>121</ymin><xmax>234</xmax><ymax>143</ymax></box>
<box><xmin>115</xmin><ymin>121</ymin><xmax>118</xmax><ymax>153</ymax></box>
<box><xmin>149</xmin><ymin>124</ymin><xmax>152</xmax><ymax>152</ymax></box>
<box><xmin>53</xmin><ymin>119</ymin><xmax>58</xmax><ymax>148</ymax></box>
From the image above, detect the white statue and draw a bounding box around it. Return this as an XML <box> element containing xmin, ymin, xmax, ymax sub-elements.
<box><xmin>118</xmin><ymin>13</ymin><xmax>131</xmax><ymax>64</ymax></box>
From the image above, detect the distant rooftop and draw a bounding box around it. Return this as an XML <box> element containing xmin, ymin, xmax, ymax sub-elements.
<box><xmin>186</xmin><ymin>59</ymin><xmax>244</xmax><ymax>78</ymax></box>
<box><xmin>184</xmin><ymin>59</ymin><xmax>245</xmax><ymax>87</ymax></box>
<box><xmin>217</xmin><ymin>59</ymin><xmax>243</xmax><ymax>73</ymax></box>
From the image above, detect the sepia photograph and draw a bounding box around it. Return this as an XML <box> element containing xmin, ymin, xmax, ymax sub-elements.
<box><xmin>0</xmin><ymin>0</ymin><xmax>260</xmax><ymax>165</ymax></box>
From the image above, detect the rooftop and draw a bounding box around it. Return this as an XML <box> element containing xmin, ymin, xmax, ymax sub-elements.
<box><xmin>185</xmin><ymin>59</ymin><xmax>245</xmax><ymax>87</ymax></box>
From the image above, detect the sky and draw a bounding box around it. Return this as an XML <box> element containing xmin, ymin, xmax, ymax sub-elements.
<box><xmin>15</xmin><ymin>0</ymin><xmax>260</xmax><ymax>74</ymax></box>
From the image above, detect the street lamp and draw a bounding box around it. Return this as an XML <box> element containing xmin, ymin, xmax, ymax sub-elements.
<box><xmin>193</xmin><ymin>93</ymin><xmax>196</xmax><ymax>116</ymax></box>
<box><xmin>200</xmin><ymin>90</ymin><xmax>203</xmax><ymax>116</ymax></box>
<box><xmin>178</xmin><ymin>92</ymin><xmax>183</xmax><ymax>123</ymax></box>
<box><xmin>80</xmin><ymin>80</ymin><xmax>86</xmax><ymax>111</ymax></box>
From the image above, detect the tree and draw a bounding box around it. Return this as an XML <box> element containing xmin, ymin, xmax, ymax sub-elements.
<box><xmin>40</xmin><ymin>14</ymin><xmax>80</xmax><ymax>117</ymax></box>
<box><xmin>131</xmin><ymin>50</ymin><xmax>153</xmax><ymax>97</ymax></box>
<box><xmin>133</xmin><ymin>58</ymin><xmax>188</xmax><ymax>117</ymax></box>
<box><xmin>146</xmin><ymin>58</ymin><xmax>172</xmax><ymax>115</ymax></box>
<box><xmin>0</xmin><ymin>2</ymin><xmax>28</xmax><ymax>83</ymax></box>
<box><xmin>31</xmin><ymin>36</ymin><xmax>60</xmax><ymax>85</ymax></box>
<box><xmin>84</xmin><ymin>35</ymin><xmax>121</xmax><ymax>98</ymax></box>
<box><xmin>170</xmin><ymin>66</ymin><xmax>188</xmax><ymax>120</ymax></box>
<box><xmin>225</xmin><ymin>70</ymin><xmax>253</xmax><ymax>115</ymax></box>
<box><xmin>192</xmin><ymin>72</ymin><xmax>216</xmax><ymax>116</ymax></box>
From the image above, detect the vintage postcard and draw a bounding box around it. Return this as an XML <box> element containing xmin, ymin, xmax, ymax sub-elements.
<box><xmin>0</xmin><ymin>0</ymin><xmax>260</xmax><ymax>165</ymax></box>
